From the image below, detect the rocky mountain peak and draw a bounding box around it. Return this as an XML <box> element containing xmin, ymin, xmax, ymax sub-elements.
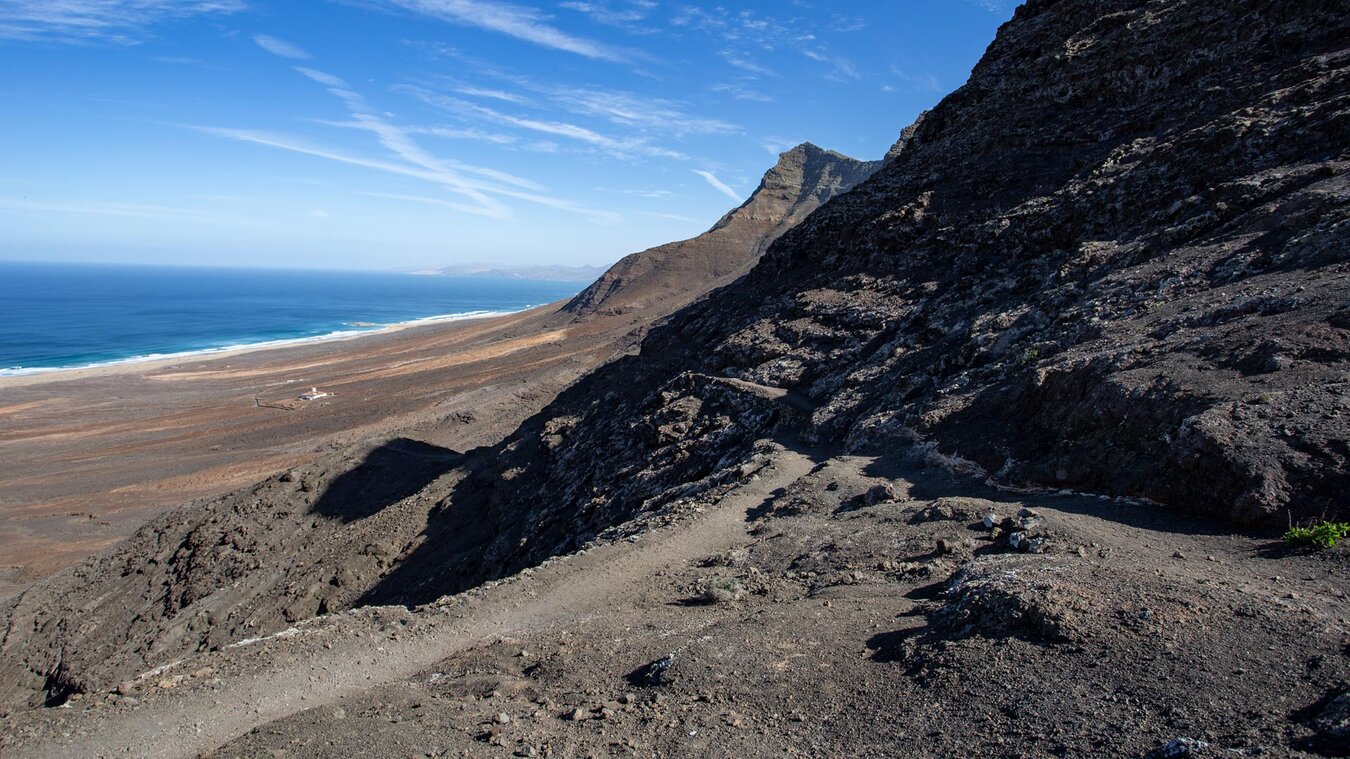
<box><xmin>883</xmin><ymin>111</ymin><xmax>927</xmax><ymax>164</ymax></box>
<box><xmin>561</xmin><ymin>142</ymin><xmax>881</xmax><ymax>320</ymax></box>
<box><xmin>713</xmin><ymin>142</ymin><xmax>879</xmax><ymax>231</ymax></box>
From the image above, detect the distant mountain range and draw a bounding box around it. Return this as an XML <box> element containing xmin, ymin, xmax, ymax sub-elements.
<box><xmin>409</xmin><ymin>263</ymin><xmax>609</xmax><ymax>282</ymax></box>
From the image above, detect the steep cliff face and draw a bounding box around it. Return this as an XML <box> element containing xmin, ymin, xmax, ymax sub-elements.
<box><xmin>562</xmin><ymin>143</ymin><xmax>881</xmax><ymax>319</ymax></box>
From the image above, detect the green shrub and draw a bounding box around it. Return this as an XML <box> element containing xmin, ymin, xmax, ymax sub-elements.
<box><xmin>700</xmin><ymin>576</ymin><xmax>745</xmax><ymax>603</ymax></box>
<box><xmin>1283</xmin><ymin>521</ymin><xmax>1350</xmax><ymax>549</ymax></box>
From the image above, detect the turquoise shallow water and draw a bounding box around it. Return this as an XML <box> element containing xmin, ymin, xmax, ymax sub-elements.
<box><xmin>0</xmin><ymin>261</ymin><xmax>584</xmax><ymax>374</ymax></box>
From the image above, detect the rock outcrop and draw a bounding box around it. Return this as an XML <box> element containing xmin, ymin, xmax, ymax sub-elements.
<box><xmin>561</xmin><ymin>143</ymin><xmax>881</xmax><ymax>319</ymax></box>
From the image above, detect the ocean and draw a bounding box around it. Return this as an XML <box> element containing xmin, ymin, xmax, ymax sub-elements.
<box><xmin>0</xmin><ymin>261</ymin><xmax>585</xmax><ymax>375</ymax></box>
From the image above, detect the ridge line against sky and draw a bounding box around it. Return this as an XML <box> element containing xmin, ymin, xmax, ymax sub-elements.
<box><xmin>0</xmin><ymin>0</ymin><xmax>1017</xmax><ymax>270</ymax></box>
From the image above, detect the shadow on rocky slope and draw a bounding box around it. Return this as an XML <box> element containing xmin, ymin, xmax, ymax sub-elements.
<box><xmin>310</xmin><ymin>438</ymin><xmax>460</xmax><ymax>523</ymax></box>
<box><xmin>357</xmin><ymin>366</ymin><xmax>825</xmax><ymax>609</ymax></box>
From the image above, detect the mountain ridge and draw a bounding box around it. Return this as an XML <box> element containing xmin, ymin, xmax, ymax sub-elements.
<box><xmin>561</xmin><ymin>142</ymin><xmax>882</xmax><ymax>320</ymax></box>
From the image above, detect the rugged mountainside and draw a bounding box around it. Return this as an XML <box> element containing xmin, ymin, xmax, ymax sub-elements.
<box><xmin>1</xmin><ymin>0</ymin><xmax>1348</xmax><ymax>754</ymax></box>
<box><xmin>541</xmin><ymin>0</ymin><xmax>1348</xmax><ymax>528</ymax></box>
<box><xmin>374</xmin><ymin>0</ymin><xmax>1349</xmax><ymax>598</ymax></box>
<box><xmin>562</xmin><ymin>143</ymin><xmax>881</xmax><ymax>319</ymax></box>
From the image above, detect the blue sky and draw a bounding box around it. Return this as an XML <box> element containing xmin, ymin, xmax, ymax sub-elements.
<box><xmin>0</xmin><ymin>0</ymin><xmax>1016</xmax><ymax>270</ymax></box>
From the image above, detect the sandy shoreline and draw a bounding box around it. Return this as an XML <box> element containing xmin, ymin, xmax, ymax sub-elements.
<box><xmin>0</xmin><ymin>308</ymin><xmax>525</xmax><ymax>389</ymax></box>
<box><xmin>0</xmin><ymin>299</ymin><xmax>637</xmax><ymax>599</ymax></box>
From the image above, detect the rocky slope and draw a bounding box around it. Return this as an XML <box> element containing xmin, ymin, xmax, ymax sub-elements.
<box><xmin>528</xmin><ymin>0</ymin><xmax>1349</xmax><ymax>529</ymax></box>
<box><xmin>561</xmin><ymin>143</ymin><xmax>881</xmax><ymax>320</ymax></box>
<box><xmin>355</xmin><ymin>0</ymin><xmax>1350</xmax><ymax>607</ymax></box>
<box><xmin>1</xmin><ymin>0</ymin><xmax>1348</xmax><ymax>754</ymax></box>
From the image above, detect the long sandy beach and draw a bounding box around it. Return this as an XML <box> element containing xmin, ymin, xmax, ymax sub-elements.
<box><xmin>0</xmin><ymin>302</ymin><xmax>632</xmax><ymax>599</ymax></box>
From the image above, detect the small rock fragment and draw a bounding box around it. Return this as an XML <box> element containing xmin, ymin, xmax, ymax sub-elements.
<box><xmin>634</xmin><ymin>653</ymin><xmax>676</xmax><ymax>686</ymax></box>
<box><xmin>863</xmin><ymin>483</ymin><xmax>899</xmax><ymax>505</ymax></box>
<box><xmin>1142</xmin><ymin>737</ymin><xmax>1246</xmax><ymax>757</ymax></box>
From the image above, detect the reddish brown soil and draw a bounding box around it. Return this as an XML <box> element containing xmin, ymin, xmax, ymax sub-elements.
<box><xmin>0</xmin><ymin>304</ymin><xmax>640</xmax><ymax>599</ymax></box>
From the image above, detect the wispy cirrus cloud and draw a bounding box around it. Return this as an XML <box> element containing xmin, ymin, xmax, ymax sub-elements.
<box><xmin>671</xmin><ymin>6</ymin><xmax>867</xmax><ymax>86</ymax></box>
<box><xmin>400</xmin><ymin>86</ymin><xmax>690</xmax><ymax>161</ymax></box>
<box><xmin>0</xmin><ymin>0</ymin><xmax>244</xmax><ymax>43</ymax></box>
<box><xmin>638</xmin><ymin>210</ymin><xmax>700</xmax><ymax>223</ymax></box>
<box><xmin>964</xmin><ymin>0</ymin><xmax>1018</xmax><ymax>14</ymax></box>
<box><xmin>710</xmin><ymin>82</ymin><xmax>773</xmax><ymax>103</ymax></box>
<box><xmin>760</xmin><ymin>136</ymin><xmax>807</xmax><ymax>156</ymax></box>
<box><xmin>888</xmin><ymin>65</ymin><xmax>942</xmax><ymax>93</ymax></box>
<box><xmin>405</xmin><ymin>125</ymin><xmax>518</xmax><ymax>145</ymax></box>
<box><xmin>558</xmin><ymin>0</ymin><xmax>657</xmax><ymax>34</ymax></box>
<box><xmin>198</xmin><ymin>125</ymin><xmax>515</xmax><ymax>219</ymax></box>
<box><xmin>199</xmin><ymin>63</ymin><xmax>618</xmax><ymax>222</ymax></box>
<box><xmin>409</xmin><ymin>43</ymin><xmax>738</xmax><ymax>138</ymax></box>
<box><xmin>400</xmin><ymin>61</ymin><xmax>738</xmax><ymax>161</ymax></box>
<box><xmin>372</xmin><ymin>0</ymin><xmax>625</xmax><ymax>61</ymax></box>
<box><xmin>0</xmin><ymin>196</ymin><xmax>221</xmax><ymax>223</ymax></box>
<box><xmin>802</xmin><ymin>48</ymin><xmax>859</xmax><ymax>81</ymax></box>
<box><xmin>595</xmin><ymin>187</ymin><xmax>673</xmax><ymax>199</ymax></box>
<box><xmin>452</xmin><ymin>85</ymin><xmax>527</xmax><ymax>104</ymax></box>
<box><xmin>691</xmin><ymin>169</ymin><xmax>739</xmax><ymax>201</ymax></box>
<box><xmin>829</xmin><ymin>14</ymin><xmax>866</xmax><ymax>33</ymax></box>
<box><xmin>720</xmin><ymin>50</ymin><xmax>776</xmax><ymax>78</ymax></box>
<box><xmin>253</xmin><ymin>34</ymin><xmax>310</xmax><ymax>60</ymax></box>
<box><xmin>562</xmin><ymin>87</ymin><xmax>736</xmax><ymax>137</ymax></box>
<box><xmin>295</xmin><ymin>66</ymin><xmax>346</xmax><ymax>88</ymax></box>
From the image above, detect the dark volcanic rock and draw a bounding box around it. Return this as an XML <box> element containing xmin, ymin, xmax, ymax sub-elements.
<box><xmin>367</xmin><ymin>0</ymin><xmax>1349</xmax><ymax>609</ymax></box>
<box><xmin>358</xmin><ymin>0</ymin><xmax>1349</xmax><ymax>607</ymax></box>
<box><xmin>544</xmin><ymin>0</ymin><xmax>1349</xmax><ymax>527</ymax></box>
<box><xmin>562</xmin><ymin>143</ymin><xmax>881</xmax><ymax>320</ymax></box>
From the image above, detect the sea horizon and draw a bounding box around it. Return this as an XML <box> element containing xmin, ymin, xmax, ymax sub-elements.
<box><xmin>0</xmin><ymin>260</ymin><xmax>584</xmax><ymax>375</ymax></box>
